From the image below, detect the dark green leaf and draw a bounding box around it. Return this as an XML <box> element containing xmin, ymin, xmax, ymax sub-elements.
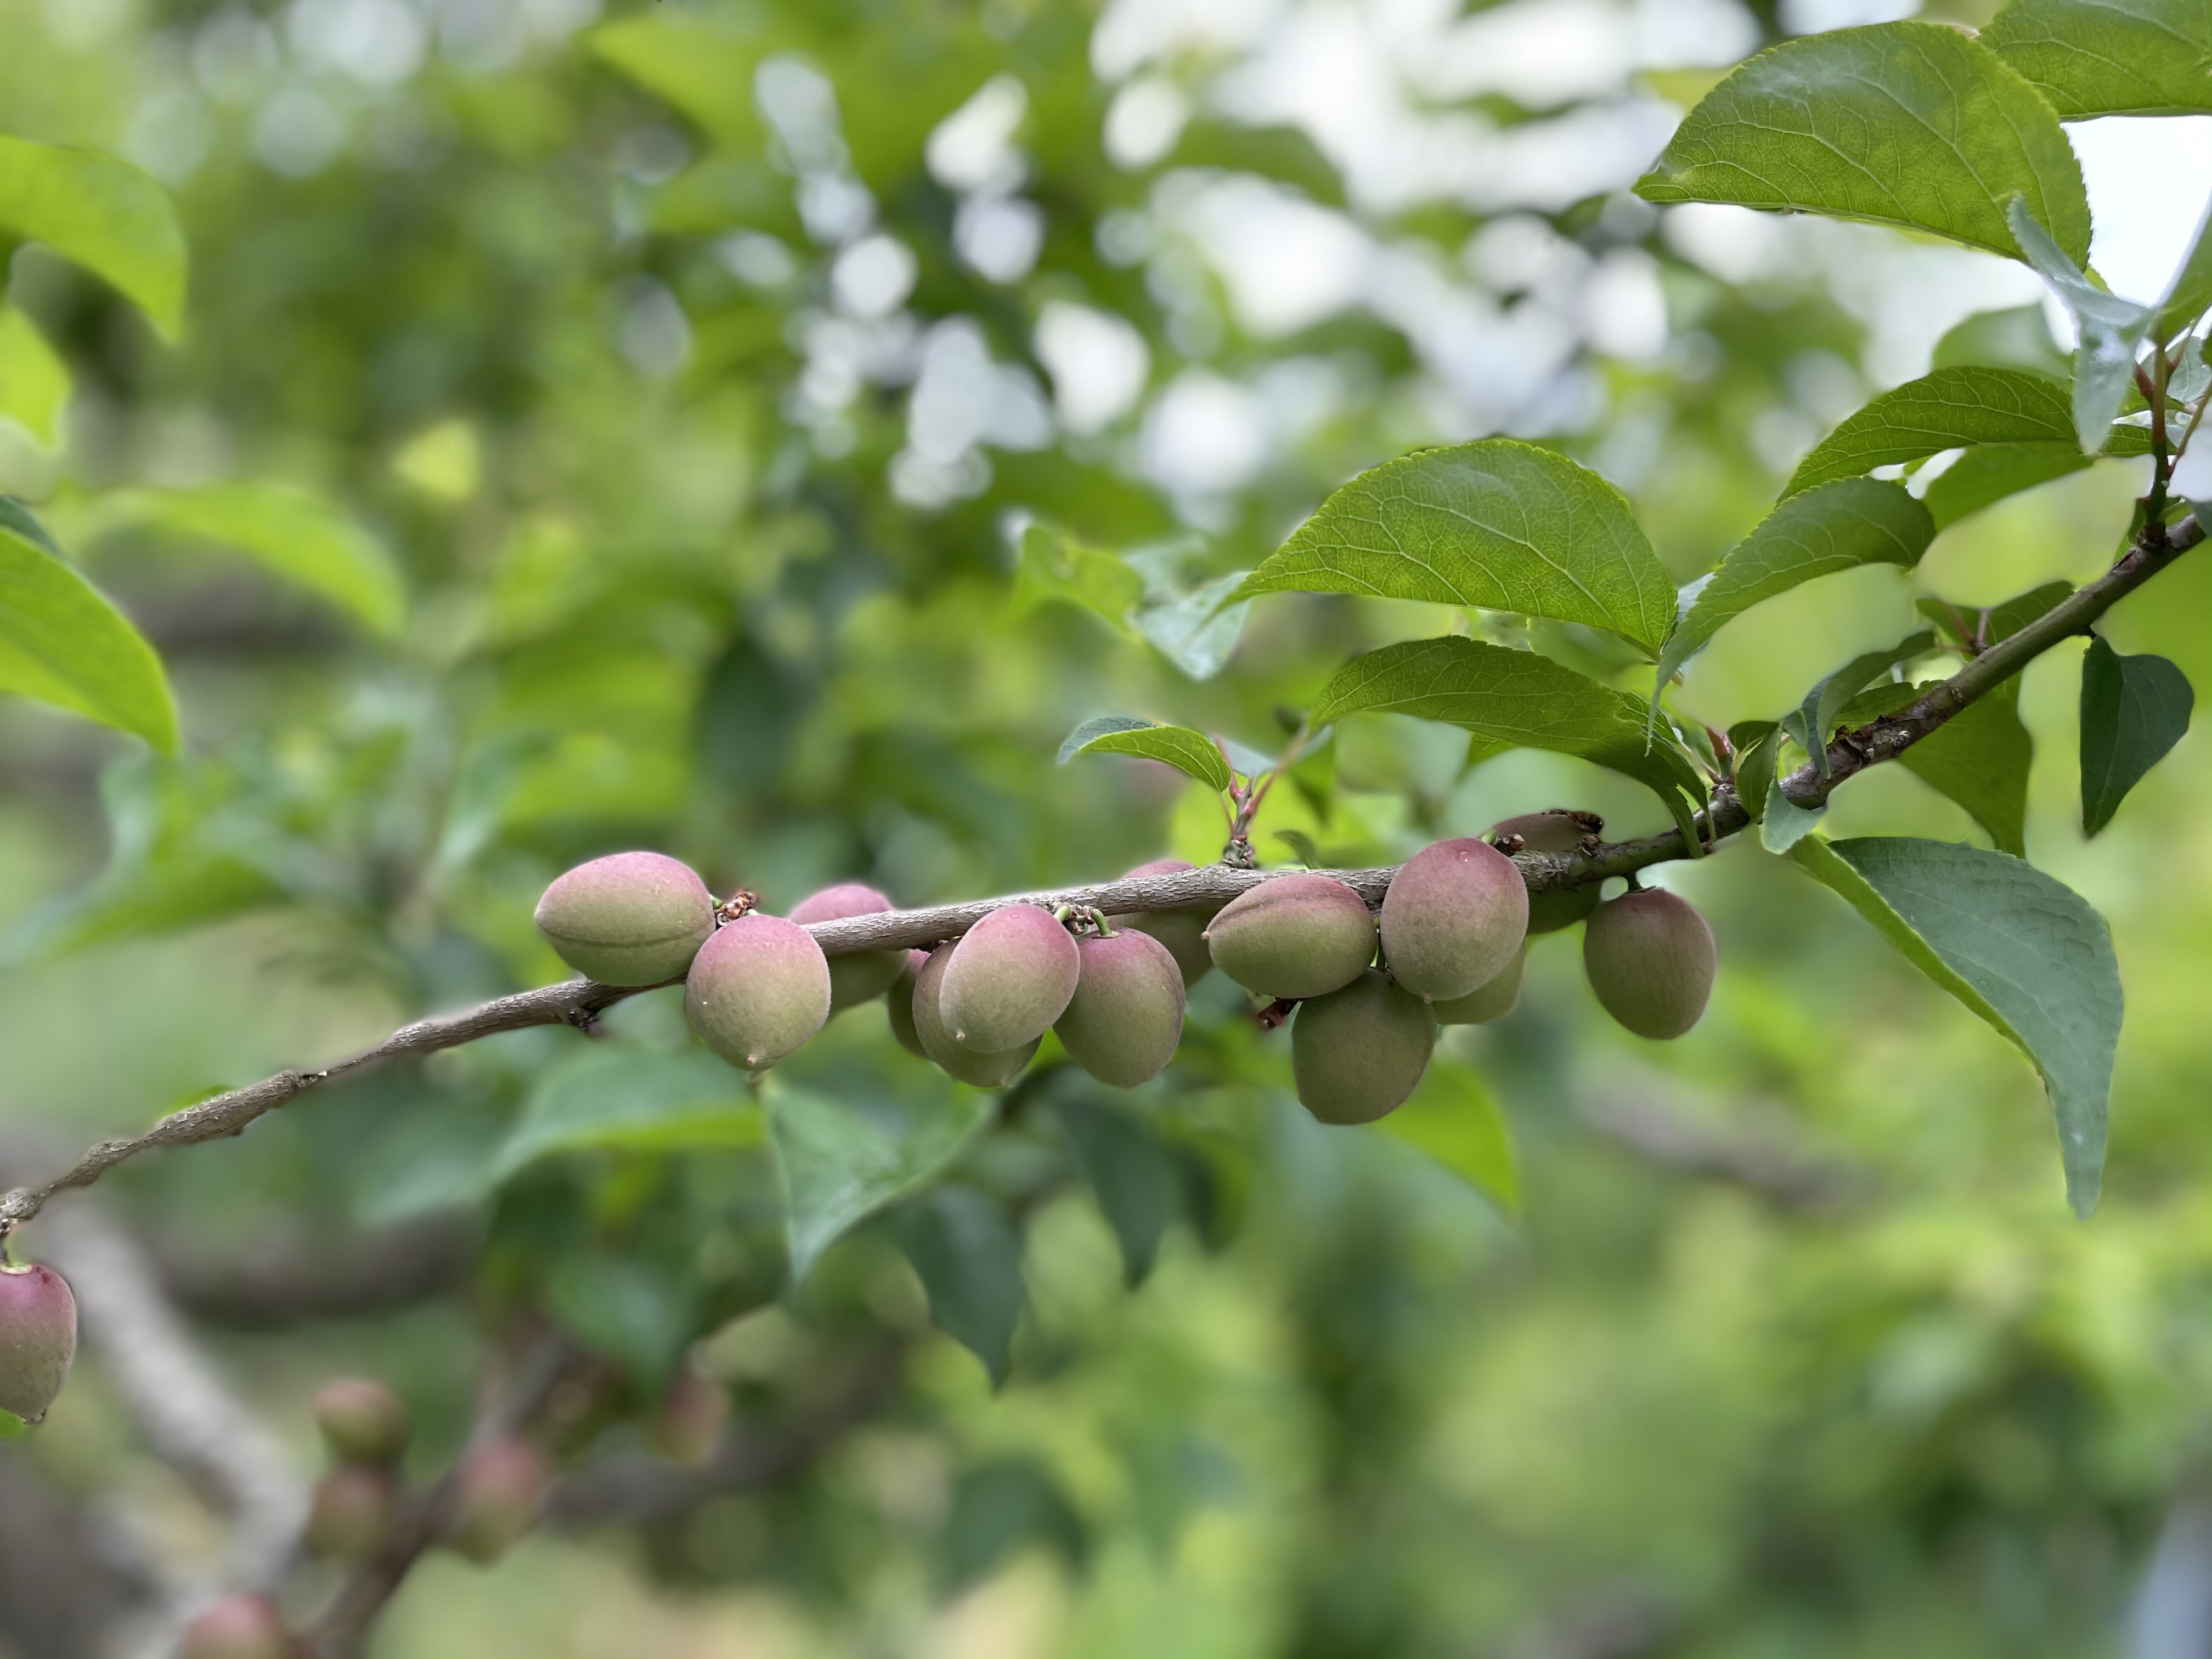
<box><xmin>881</xmin><ymin>1184</ymin><xmax>1026</xmax><ymax>1386</ymax></box>
<box><xmin>0</xmin><ymin>134</ymin><xmax>188</xmax><ymax>336</ymax></box>
<box><xmin>0</xmin><ymin>524</ymin><xmax>177</xmax><ymax>753</ymax></box>
<box><xmin>1730</xmin><ymin>720</ymin><xmax>1780</xmax><ymax>824</ymax></box>
<box><xmin>1376</xmin><ymin>1059</ymin><xmax>1519</xmax><ymax>1218</ymax></box>
<box><xmin>1983</xmin><ymin>0</ymin><xmax>2212</xmax><ymax>117</ymax></box>
<box><xmin>1658</xmin><ymin>480</ymin><xmax>1934</xmax><ymax>687</ymax></box>
<box><xmin>2008</xmin><ymin>198</ymin><xmax>2159</xmax><ymax>453</ymax></box>
<box><xmin>766</xmin><ymin>1074</ymin><xmax>995</xmax><ymax>1283</ymax></box>
<box><xmin>1932</xmin><ymin>304</ymin><xmax>2073</xmax><ymax>379</ymax></box>
<box><xmin>2080</xmin><ymin>636</ymin><xmax>2193</xmax><ymax>834</ymax></box>
<box><xmin>1789</xmin><ymin>835</ymin><xmax>2121</xmax><ymax>1216</ymax></box>
<box><xmin>0</xmin><ymin>496</ymin><xmax>59</xmax><ymax>555</ymax></box>
<box><xmin>547</xmin><ymin>1254</ymin><xmax>702</xmax><ymax>1391</ymax></box>
<box><xmin>1635</xmin><ymin>22</ymin><xmax>2091</xmax><ymax>266</ymax></box>
<box><xmin>492</xmin><ymin>1046</ymin><xmax>761</xmax><ymax>1181</ymax></box>
<box><xmin>1058</xmin><ymin>1093</ymin><xmax>1184</xmax><ymax>1285</ymax></box>
<box><xmin>1057</xmin><ymin>715</ymin><xmax>1233</xmax><ymax>792</ymax></box>
<box><xmin>1238</xmin><ymin>440</ymin><xmax>1678</xmax><ymax>656</ymax></box>
<box><xmin>1901</xmin><ymin>683</ymin><xmax>2033</xmax><ymax>857</ymax></box>
<box><xmin>1922</xmin><ymin>442</ymin><xmax>2093</xmax><ymax>529</ymax></box>
<box><xmin>1311</xmin><ymin>636</ymin><xmax>1708</xmax><ymax>846</ymax></box>
<box><xmin>1785</xmin><ymin>367</ymin><xmax>2094</xmax><ymax>495</ymax></box>
<box><xmin>1779</xmin><ymin>630</ymin><xmax>1937</xmax><ymax>780</ymax></box>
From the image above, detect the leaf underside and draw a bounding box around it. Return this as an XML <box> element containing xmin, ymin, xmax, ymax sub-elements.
<box><xmin>1058</xmin><ymin>715</ymin><xmax>1234</xmax><ymax>792</ymax></box>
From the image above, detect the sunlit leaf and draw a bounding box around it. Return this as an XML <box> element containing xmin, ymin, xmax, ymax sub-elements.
<box><xmin>1932</xmin><ymin>304</ymin><xmax>2073</xmax><ymax>379</ymax></box>
<box><xmin>0</xmin><ymin>134</ymin><xmax>187</xmax><ymax>336</ymax></box>
<box><xmin>2080</xmin><ymin>636</ymin><xmax>2193</xmax><ymax>834</ymax></box>
<box><xmin>1635</xmin><ymin>22</ymin><xmax>2091</xmax><ymax>265</ymax></box>
<box><xmin>0</xmin><ymin>522</ymin><xmax>176</xmax><ymax>753</ymax></box>
<box><xmin>1789</xmin><ymin>834</ymin><xmax>2120</xmax><ymax>1216</ymax></box>
<box><xmin>1058</xmin><ymin>715</ymin><xmax>1233</xmax><ymax>792</ymax></box>
<box><xmin>1922</xmin><ymin>442</ymin><xmax>2093</xmax><ymax>529</ymax></box>
<box><xmin>1376</xmin><ymin>1059</ymin><xmax>1519</xmax><ymax>1219</ymax></box>
<box><xmin>1784</xmin><ymin>367</ymin><xmax>2115</xmax><ymax>495</ymax></box>
<box><xmin>880</xmin><ymin>1183</ymin><xmax>1026</xmax><ymax>1386</ymax></box>
<box><xmin>590</xmin><ymin>13</ymin><xmax>772</xmax><ymax>146</ymax></box>
<box><xmin>0</xmin><ymin>306</ymin><xmax>69</xmax><ymax>449</ymax></box>
<box><xmin>1238</xmin><ymin>440</ymin><xmax>1678</xmax><ymax>656</ymax></box>
<box><xmin>1983</xmin><ymin>0</ymin><xmax>2212</xmax><ymax>117</ymax></box>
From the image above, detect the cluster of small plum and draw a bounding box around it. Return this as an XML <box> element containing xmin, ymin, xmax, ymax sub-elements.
<box><xmin>531</xmin><ymin>808</ymin><xmax>1717</xmax><ymax>1127</ymax></box>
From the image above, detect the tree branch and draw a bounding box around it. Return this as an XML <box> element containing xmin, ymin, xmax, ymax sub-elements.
<box><xmin>0</xmin><ymin>511</ymin><xmax>2194</xmax><ymax>1239</ymax></box>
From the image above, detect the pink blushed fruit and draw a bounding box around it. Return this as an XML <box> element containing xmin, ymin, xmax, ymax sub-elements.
<box><xmin>533</xmin><ymin>851</ymin><xmax>716</xmax><ymax>986</ymax></box>
<box><xmin>0</xmin><ymin>1260</ymin><xmax>76</xmax><ymax>1424</ymax></box>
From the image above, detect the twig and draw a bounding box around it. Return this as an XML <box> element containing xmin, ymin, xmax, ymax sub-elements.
<box><xmin>0</xmin><ymin>511</ymin><xmax>2196</xmax><ymax>1240</ymax></box>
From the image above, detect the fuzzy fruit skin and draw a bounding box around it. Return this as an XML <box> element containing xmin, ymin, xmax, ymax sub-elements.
<box><xmin>180</xmin><ymin>1594</ymin><xmax>294</xmax><ymax>1659</ymax></box>
<box><xmin>1290</xmin><ymin>969</ymin><xmax>1437</xmax><ymax>1125</ymax></box>
<box><xmin>533</xmin><ymin>851</ymin><xmax>716</xmax><ymax>986</ymax></box>
<box><xmin>1583</xmin><ymin>887</ymin><xmax>1716</xmax><ymax>1040</ymax></box>
<box><xmin>1055</xmin><ymin>930</ymin><xmax>1187</xmax><ymax>1087</ymax></box>
<box><xmin>789</xmin><ymin>883</ymin><xmax>904</xmax><ymax>1012</ymax></box>
<box><xmin>0</xmin><ymin>1261</ymin><xmax>75</xmax><ymax>1424</ymax></box>
<box><xmin>938</xmin><ymin>905</ymin><xmax>1080</xmax><ymax>1051</ymax></box>
<box><xmin>1204</xmin><ymin>873</ymin><xmax>1376</xmax><ymax>1000</ymax></box>
<box><xmin>885</xmin><ymin>949</ymin><xmax>930</xmax><ymax>1058</ymax></box>
<box><xmin>911</xmin><ymin>945</ymin><xmax>1039</xmax><ymax>1087</ymax></box>
<box><xmin>1111</xmin><ymin>859</ymin><xmax>1221</xmax><ymax>988</ymax></box>
<box><xmin>312</xmin><ymin>1376</ymin><xmax>410</xmax><ymax>1466</ymax></box>
<box><xmin>1380</xmin><ymin>838</ymin><xmax>1528</xmax><ymax>1000</ymax></box>
<box><xmin>685</xmin><ymin>913</ymin><xmax>833</xmax><ymax>1071</ymax></box>
<box><xmin>305</xmin><ymin>1464</ymin><xmax>395</xmax><ymax>1558</ymax></box>
<box><xmin>444</xmin><ymin>1437</ymin><xmax>549</xmax><ymax>1565</ymax></box>
<box><xmin>1432</xmin><ymin>943</ymin><xmax>1525</xmax><ymax>1025</ymax></box>
<box><xmin>1491</xmin><ymin>812</ymin><xmax>1600</xmax><ymax>934</ymax></box>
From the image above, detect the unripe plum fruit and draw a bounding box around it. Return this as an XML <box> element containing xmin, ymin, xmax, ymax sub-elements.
<box><xmin>885</xmin><ymin>949</ymin><xmax>930</xmax><ymax>1058</ymax></box>
<box><xmin>1110</xmin><ymin>858</ymin><xmax>1222</xmax><ymax>988</ymax></box>
<box><xmin>1290</xmin><ymin>969</ymin><xmax>1436</xmax><ymax>1125</ymax></box>
<box><xmin>444</xmin><ymin>1436</ymin><xmax>549</xmax><ymax>1565</ymax></box>
<box><xmin>179</xmin><ymin>1594</ymin><xmax>295</xmax><ymax>1659</ymax></box>
<box><xmin>938</xmin><ymin>905</ymin><xmax>1080</xmax><ymax>1051</ymax></box>
<box><xmin>910</xmin><ymin>945</ymin><xmax>1040</xmax><ymax>1088</ymax></box>
<box><xmin>789</xmin><ymin>883</ymin><xmax>905</xmax><ymax>1012</ymax></box>
<box><xmin>1491</xmin><ymin>811</ymin><xmax>1600</xmax><ymax>934</ymax></box>
<box><xmin>1582</xmin><ymin>887</ymin><xmax>1716</xmax><ymax>1040</ymax></box>
<box><xmin>1431</xmin><ymin>943</ymin><xmax>1524</xmax><ymax>1025</ymax></box>
<box><xmin>533</xmin><ymin>851</ymin><xmax>716</xmax><ymax>986</ymax></box>
<box><xmin>1204</xmin><ymin>873</ymin><xmax>1376</xmax><ymax>1000</ymax></box>
<box><xmin>0</xmin><ymin>1260</ymin><xmax>75</xmax><ymax>1424</ymax></box>
<box><xmin>685</xmin><ymin>913</ymin><xmax>832</xmax><ymax>1071</ymax></box>
<box><xmin>304</xmin><ymin>1464</ymin><xmax>395</xmax><ymax>1558</ymax></box>
<box><xmin>313</xmin><ymin>1376</ymin><xmax>410</xmax><ymax>1466</ymax></box>
<box><xmin>1380</xmin><ymin>838</ymin><xmax>1527</xmax><ymax>1000</ymax></box>
<box><xmin>1054</xmin><ymin>929</ymin><xmax>1186</xmax><ymax>1088</ymax></box>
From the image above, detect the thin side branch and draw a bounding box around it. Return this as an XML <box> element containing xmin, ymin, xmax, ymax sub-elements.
<box><xmin>0</xmin><ymin>510</ymin><xmax>2195</xmax><ymax>1239</ymax></box>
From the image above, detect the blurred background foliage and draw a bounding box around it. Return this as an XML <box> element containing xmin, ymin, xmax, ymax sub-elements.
<box><xmin>3</xmin><ymin>0</ymin><xmax>2212</xmax><ymax>1655</ymax></box>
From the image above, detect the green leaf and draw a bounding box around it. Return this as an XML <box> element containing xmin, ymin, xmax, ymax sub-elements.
<box><xmin>0</xmin><ymin>523</ymin><xmax>177</xmax><ymax>752</ymax></box>
<box><xmin>0</xmin><ymin>134</ymin><xmax>187</xmax><ymax>337</ymax></box>
<box><xmin>1922</xmin><ymin>442</ymin><xmax>2094</xmax><ymax>529</ymax></box>
<box><xmin>590</xmin><ymin>14</ymin><xmax>771</xmax><ymax>147</ymax></box>
<box><xmin>0</xmin><ymin>1409</ymin><xmax>26</xmax><ymax>1440</ymax></box>
<box><xmin>0</xmin><ymin>306</ymin><xmax>69</xmax><ymax>448</ymax></box>
<box><xmin>1983</xmin><ymin>0</ymin><xmax>2212</xmax><ymax>117</ymax></box>
<box><xmin>1785</xmin><ymin>367</ymin><xmax>2091</xmax><ymax>495</ymax></box>
<box><xmin>880</xmin><ymin>1184</ymin><xmax>1026</xmax><ymax>1387</ymax></box>
<box><xmin>1634</xmin><ymin>22</ymin><xmax>2091</xmax><ymax>267</ymax></box>
<box><xmin>766</xmin><ymin>1073</ymin><xmax>995</xmax><ymax>1284</ymax></box>
<box><xmin>2079</xmin><ymin>636</ymin><xmax>2193</xmax><ymax>834</ymax></box>
<box><xmin>1058</xmin><ymin>1093</ymin><xmax>1186</xmax><ymax>1285</ymax></box>
<box><xmin>1762</xmin><ymin>772</ymin><xmax>1826</xmax><ymax>851</ymax></box>
<box><xmin>547</xmin><ymin>1255</ymin><xmax>703</xmax><ymax>1392</ymax></box>
<box><xmin>1012</xmin><ymin>524</ymin><xmax>1144</xmax><ymax>635</ymax></box>
<box><xmin>1729</xmin><ymin>720</ymin><xmax>1780</xmax><ymax>823</ymax></box>
<box><xmin>1658</xmin><ymin>480</ymin><xmax>1934</xmax><ymax>689</ymax></box>
<box><xmin>1788</xmin><ymin>835</ymin><xmax>2120</xmax><ymax>1216</ymax></box>
<box><xmin>1376</xmin><ymin>1059</ymin><xmax>1519</xmax><ymax>1219</ymax></box>
<box><xmin>491</xmin><ymin>1046</ymin><xmax>762</xmax><ymax>1181</ymax></box>
<box><xmin>1237</xmin><ymin>439</ymin><xmax>1678</xmax><ymax>656</ymax></box>
<box><xmin>2157</xmin><ymin>197</ymin><xmax>2212</xmax><ymax>341</ymax></box>
<box><xmin>0</xmin><ymin>496</ymin><xmax>58</xmax><ymax>554</ymax></box>
<box><xmin>1932</xmin><ymin>304</ymin><xmax>2074</xmax><ymax>379</ymax></box>
<box><xmin>1311</xmin><ymin>636</ymin><xmax>1708</xmax><ymax>847</ymax></box>
<box><xmin>1057</xmin><ymin>715</ymin><xmax>1233</xmax><ymax>793</ymax></box>
<box><xmin>2007</xmin><ymin>199</ymin><xmax>2159</xmax><ymax>454</ymax></box>
<box><xmin>1779</xmin><ymin>630</ymin><xmax>1937</xmax><ymax>781</ymax></box>
<box><xmin>93</xmin><ymin>483</ymin><xmax>407</xmax><ymax>635</ymax></box>
<box><xmin>1130</xmin><ymin>567</ymin><xmax>1252</xmax><ymax>681</ymax></box>
<box><xmin>1901</xmin><ymin>682</ymin><xmax>2033</xmax><ymax>856</ymax></box>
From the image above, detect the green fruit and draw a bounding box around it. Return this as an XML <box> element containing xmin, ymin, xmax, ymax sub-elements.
<box><xmin>1111</xmin><ymin>857</ymin><xmax>1221</xmax><ymax>988</ymax></box>
<box><xmin>685</xmin><ymin>913</ymin><xmax>832</xmax><ymax>1071</ymax></box>
<box><xmin>885</xmin><ymin>949</ymin><xmax>930</xmax><ymax>1058</ymax></box>
<box><xmin>789</xmin><ymin>882</ymin><xmax>905</xmax><ymax>1012</ymax></box>
<box><xmin>1583</xmin><ymin>887</ymin><xmax>1716</xmax><ymax>1040</ymax></box>
<box><xmin>1290</xmin><ymin>969</ymin><xmax>1436</xmax><ymax>1125</ymax></box>
<box><xmin>1204</xmin><ymin>873</ymin><xmax>1376</xmax><ymax>1000</ymax></box>
<box><xmin>911</xmin><ymin>945</ymin><xmax>1040</xmax><ymax>1087</ymax></box>
<box><xmin>304</xmin><ymin>1464</ymin><xmax>395</xmax><ymax>1559</ymax></box>
<box><xmin>1431</xmin><ymin>943</ymin><xmax>1525</xmax><ymax>1025</ymax></box>
<box><xmin>939</xmin><ymin>905</ymin><xmax>1080</xmax><ymax>1050</ymax></box>
<box><xmin>1380</xmin><ymin>837</ymin><xmax>1528</xmax><ymax>1000</ymax></box>
<box><xmin>444</xmin><ymin>1437</ymin><xmax>549</xmax><ymax>1565</ymax></box>
<box><xmin>313</xmin><ymin>1376</ymin><xmax>410</xmax><ymax>1466</ymax></box>
<box><xmin>533</xmin><ymin>851</ymin><xmax>716</xmax><ymax>986</ymax></box>
<box><xmin>1055</xmin><ymin>930</ymin><xmax>1187</xmax><ymax>1087</ymax></box>
<box><xmin>1491</xmin><ymin>811</ymin><xmax>1600</xmax><ymax>934</ymax></box>
<box><xmin>0</xmin><ymin>1260</ymin><xmax>75</xmax><ymax>1424</ymax></box>
<box><xmin>179</xmin><ymin>1594</ymin><xmax>294</xmax><ymax>1659</ymax></box>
